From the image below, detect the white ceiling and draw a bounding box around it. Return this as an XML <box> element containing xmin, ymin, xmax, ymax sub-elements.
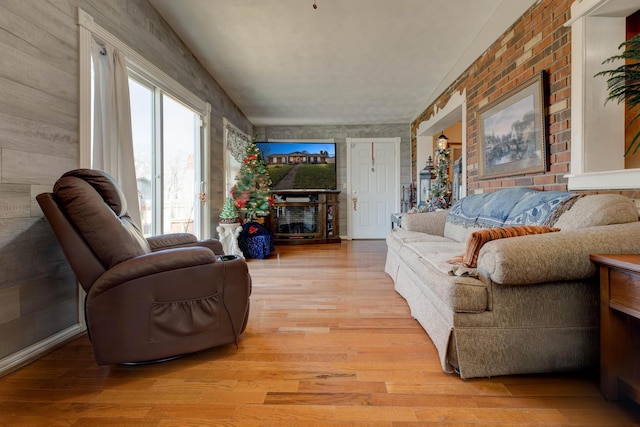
<box><xmin>149</xmin><ymin>0</ymin><xmax>538</xmax><ymax>126</ymax></box>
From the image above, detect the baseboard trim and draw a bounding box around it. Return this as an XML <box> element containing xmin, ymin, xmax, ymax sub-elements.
<box><xmin>0</xmin><ymin>324</ymin><xmax>86</xmax><ymax>377</ymax></box>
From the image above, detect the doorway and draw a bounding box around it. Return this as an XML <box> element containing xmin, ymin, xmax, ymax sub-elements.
<box><xmin>347</xmin><ymin>138</ymin><xmax>400</xmax><ymax>239</ymax></box>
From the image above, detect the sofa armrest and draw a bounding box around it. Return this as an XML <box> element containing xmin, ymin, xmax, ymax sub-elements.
<box><xmin>477</xmin><ymin>222</ymin><xmax>640</xmax><ymax>285</ymax></box>
<box><xmin>401</xmin><ymin>210</ymin><xmax>449</xmax><ymax>236</ymax></box>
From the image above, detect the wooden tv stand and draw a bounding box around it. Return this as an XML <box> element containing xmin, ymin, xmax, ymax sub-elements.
<box><xmin>270</xmin><ymin>189</ymin><xmax>340</xmax><ymax>244</ymax></box>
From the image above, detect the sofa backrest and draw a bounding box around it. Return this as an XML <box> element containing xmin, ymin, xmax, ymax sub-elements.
<box><xmin>553</xmin><ymin>194</ymin><xmax>639</xmax><ymax>230</ymax></box>
<box><xmin>443</xmin><ymin>188</ymin><xmax>580</xmax><ymax>242</ymax></box>
<box><xmin>443</xmin><ymin>189</ymin><xmax>639</xmax><ymax>243</ymax></box>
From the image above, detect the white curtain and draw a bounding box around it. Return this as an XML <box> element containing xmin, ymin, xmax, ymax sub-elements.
<box><xmin>91</xmin><ymin>38</ymin><xmax>141</xmax><ymax>227</ymax></box>
<box><xmin>225</xmin><ymin>123</ymin><xmax>250</xmax><ymax>196</ymax></box>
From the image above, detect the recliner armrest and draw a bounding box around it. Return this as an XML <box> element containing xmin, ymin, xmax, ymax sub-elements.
<box><xmin>147</xmin><ymin>233</ymin><xmax>224</xmax><ymax>255</ymax></box>
<box><xmin>90</xmin><ymin>247</ymin><xmax>217</xmax><ymax>297</ymax></box>
<box><xmin>190</xmin><ymin>239</ymin><xmax>224</xmax><ymax>255</ymax></box>
<box><xmin>147</xmin><ymin>233</ymin><xmax>198</xmax><ymax>250</ymax></box>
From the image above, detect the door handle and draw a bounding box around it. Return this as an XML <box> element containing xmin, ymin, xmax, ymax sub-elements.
<box><xmin>352</xmin><ymin>190</ymin><xmax>357</xmax><ymax>211</ymax></box>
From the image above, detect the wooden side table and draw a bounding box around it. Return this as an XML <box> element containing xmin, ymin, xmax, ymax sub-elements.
<box><xmin>590</xmin><ymin>254</ymin><xmax>640</xmax><ymax>404</ymax></box>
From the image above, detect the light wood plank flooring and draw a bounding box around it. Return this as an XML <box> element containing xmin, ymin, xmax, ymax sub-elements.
<box><xmin>1</xmin><ymin>240</ymin><xmax>639</xmax><ymax>426</ymax></box>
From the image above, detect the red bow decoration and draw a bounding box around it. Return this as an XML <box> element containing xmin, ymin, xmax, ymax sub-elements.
<box><xmin>234</xmin><ymin>191</ymin><xmax>250</xmax><ymax>208</ymax></box>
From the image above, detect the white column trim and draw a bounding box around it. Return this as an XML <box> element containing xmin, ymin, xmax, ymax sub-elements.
<box><xmin>416</xmin><ymin>89</ymin><xmax>467</xmax><ymax>197</ymax></box>
<box><xmin>565</xmin><ymin>0</ymin><xmax>640</xmax><ymax>190</ymax></box>
<box><xmin>566</xmin><ymin>169</ymin><xmax>640</xmax><ymax>190</ymax></box>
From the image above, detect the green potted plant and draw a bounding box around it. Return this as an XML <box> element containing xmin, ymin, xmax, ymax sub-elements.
<box><xmin>596</xmin><ymin>33</ymin><xmax>640</xmax><ymax>155</ymax></box>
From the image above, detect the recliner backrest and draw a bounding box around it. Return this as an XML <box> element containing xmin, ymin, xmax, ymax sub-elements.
<box><xmin>53</xmin><ymin>169</ymin><xmax>150</xmax><ymax>269</ymax></box>
<box><xmin>37</xmin><ymin>192</ymin><xmax>106</xmax><ymax>292</ymax></box>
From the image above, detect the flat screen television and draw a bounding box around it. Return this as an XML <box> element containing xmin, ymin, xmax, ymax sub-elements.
<box><xmin>256</xmin><ymin>141</ymin><xmax>337</xmax><ymax>190</ymax></box>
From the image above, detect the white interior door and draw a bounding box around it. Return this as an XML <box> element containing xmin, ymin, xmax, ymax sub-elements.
<box><xmin>348</xmin><ymin>138</ymin><xmax>399</xmax><ymax>239</ymax></box>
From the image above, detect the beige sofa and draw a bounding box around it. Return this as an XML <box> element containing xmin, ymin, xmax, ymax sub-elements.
<box><xmin>385</xmin><ymin>188</ymin><xmax>640</xmax><ymax>379</ymax></box>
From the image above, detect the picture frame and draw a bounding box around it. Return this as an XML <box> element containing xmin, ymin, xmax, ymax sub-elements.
<box><xmin>477</xmin><ymin>71</ymin><xmax>547</xmax><ymax>179</ymax></box>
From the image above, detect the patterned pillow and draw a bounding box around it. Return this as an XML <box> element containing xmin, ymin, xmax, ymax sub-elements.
<box><xmin>449</xmin><ymin>225</ymin><xmax>560</xmax><ymax>268</ymax></box>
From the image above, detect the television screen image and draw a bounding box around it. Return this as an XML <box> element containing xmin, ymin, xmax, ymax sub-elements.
<box><xmin>256</xmin><ymin>142</ymin><xmax>337</xmax><ymax>190</ymax></box>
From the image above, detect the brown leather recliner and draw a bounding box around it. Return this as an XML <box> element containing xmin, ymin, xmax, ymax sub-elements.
<box><xmin>37</xmin><ymin>169</ymin><xmax>251</xmax><ymax>365</ymax></box>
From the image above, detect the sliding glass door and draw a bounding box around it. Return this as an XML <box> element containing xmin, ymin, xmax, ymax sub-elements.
<box><xmin>129</xmin><ymin>77</ymin><xmax>204</xmax><ymax>238</ymax></box>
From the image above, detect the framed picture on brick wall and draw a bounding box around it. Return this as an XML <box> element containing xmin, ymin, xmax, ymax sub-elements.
<box><xmin>478</xmin><ymin>71</ymin><xmax>547</xmax><ymax>179</ymax></box>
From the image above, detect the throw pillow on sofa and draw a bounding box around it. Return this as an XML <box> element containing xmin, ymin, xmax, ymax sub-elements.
<box><xmin>448</xmin><ymin>225</ymin><xmax>560</xmax><ymax>268</ymax></box>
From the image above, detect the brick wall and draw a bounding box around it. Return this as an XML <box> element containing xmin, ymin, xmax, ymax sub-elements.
<box><xmin>411</xmin><ymin>0</ymin><xmax>573</xmax><ymax>194</ymax></box>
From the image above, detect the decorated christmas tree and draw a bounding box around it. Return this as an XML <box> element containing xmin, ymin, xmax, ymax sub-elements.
<box><xmin>219</xmin><ymin>196</ymin><xmax>240</xmax><ymax>224</ymax></box>
<box><xmin>231</xmin><ymin>139</ymin><xmax>273</xmax><ymax>221</ymax></box>
<box><xmin>429</xmin><ymin>146</ymin><xmax>451</xmax><ymax>210</ymax></box>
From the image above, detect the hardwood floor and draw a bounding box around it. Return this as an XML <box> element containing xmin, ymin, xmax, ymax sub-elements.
<box><xmin>1</xmin><ymin>240</ymin><xmax>639</xmax><ymax>426</ymax></box>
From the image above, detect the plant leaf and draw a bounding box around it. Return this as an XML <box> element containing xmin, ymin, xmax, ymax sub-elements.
<box><xmin>597</xmin><ymin>34</ymin><xmax>640</xmax><ymax>156</ymax></box>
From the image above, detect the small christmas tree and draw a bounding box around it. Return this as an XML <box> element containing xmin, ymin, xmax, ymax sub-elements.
<box><xmin>219</xmin><ymin>197</ymin><xmax>240</xmax><ymax>224</ymax></box>
<box><xmin>231</xmin><ymin>139</ymin><xmax>273</xmax><ymax>221</ymax></box>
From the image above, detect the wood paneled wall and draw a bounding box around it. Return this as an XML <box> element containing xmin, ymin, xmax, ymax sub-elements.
<box><xmin>0</xmin><ymin>0</ymin><xmax>252</xmax><ymax>368</ymax></box>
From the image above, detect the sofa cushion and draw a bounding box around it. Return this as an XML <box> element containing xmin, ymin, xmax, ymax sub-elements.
<box><xmin>400</xmin><ymin>241</ymin><xmax>489</xmax><ymax>312</ymax></box>
<box><xmin>502</xmin><ymin>192</ymin><xmax>579</xmax><ymax>226</ymax></box>
<box><xmin>553</xmin><ymin>194</ymin><xmax>639</xmax><ymax>230</ymax></box>
<box><xmin>453</xmin><ymin>225</ymin><xmax>560</xmax><ymax>268</ymax></box>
